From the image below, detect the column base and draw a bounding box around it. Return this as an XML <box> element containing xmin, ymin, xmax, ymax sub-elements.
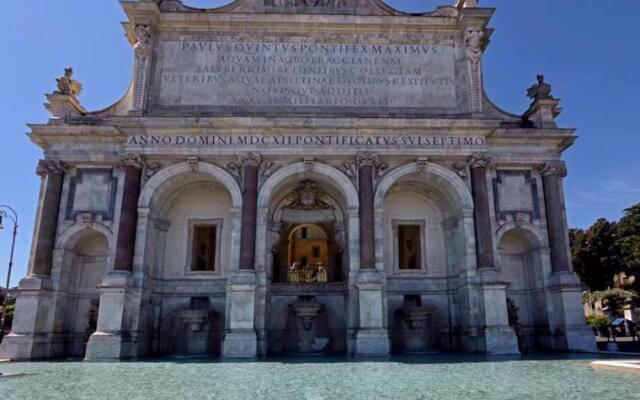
<box><xmin>355</xmin><ymin>329</ymin><xmax>390</xmax><ymax>357</ymax></box>
<box><xmin>222</xmin><ymin>330</ymin><xmax>257</xmax><ymax>359</ymax></box>
<box><xmin>84</xmin><ymin>331</ymin><xmax>134</xmax><ymax>361</ymax></box>
<box><xmin>554</xmin><ymin>325</ymin><xmax>597</xmax><ymax>353</ymax></box>
<box><xmin>482</xmin><ymin>326</ymin><xmax>520</xmax><ymax>355</ymax></box>
<box><xmin>0</xmin><ymin>333</ymin><xmax>51</xmax><ymax>360</ymax></box>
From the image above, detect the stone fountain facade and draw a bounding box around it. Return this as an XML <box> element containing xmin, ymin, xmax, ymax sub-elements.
<box><xmin>0</xmin><ymin>0</ymin><xmax>595</xmax><ymax>360</ymax></box>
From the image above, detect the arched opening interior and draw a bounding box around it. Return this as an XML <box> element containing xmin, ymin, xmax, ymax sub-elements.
<box><xmin>262</xmin><ymin>174</ymin><xmax>352</xmax><ymax>355</ymax></box>
<box><xmin>60</xmin><ymin>231</ymin><xmax>108</xmax><ymax>358</ymax></box>
<box><xmin>380</xmin><ymin>172</ymin><xmax>470</xmax><ymax>353</ymax></box>
<box><xmin>497</xmin><ymin>228</ymin><xmax>548</xmax><ymax>352</ymax></box>
<box><xmin>143</xmin><ymin>172</ymin><xmax>238</xmax><ymax>357</ymax></box>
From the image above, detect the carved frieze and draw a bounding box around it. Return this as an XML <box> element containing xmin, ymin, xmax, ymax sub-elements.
<box><xmin>270</xmin><ymin>0</ymin><xmax>347</xmax><ymax>8</ymax></box>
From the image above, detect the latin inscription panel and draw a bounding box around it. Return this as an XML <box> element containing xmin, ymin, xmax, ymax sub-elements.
<box><xmin>158</xmin><ymin>41</ymin><xmax>458</xmax><ymax>110</ymax></box>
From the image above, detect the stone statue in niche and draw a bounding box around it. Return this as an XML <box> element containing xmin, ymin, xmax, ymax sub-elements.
<box><xmin>526</xmin><ymin>74</ymin><xmax>554</xmax><ymax>101</ymax></box>
<box><xmin>285</xmin><ymin>180</ymin><xmax>333</xmax><ymax>210</ymax></box>
<box><xmin>55</xmin><ymin>68</ymin><xmax>83</xmax><ymax>97</ymax></box>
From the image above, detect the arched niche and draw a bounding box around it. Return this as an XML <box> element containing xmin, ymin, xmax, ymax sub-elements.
<box><xmin>497</xmin><ymin>227</ymin><xmax>550</xmax><ymax>351</ymax></box>
<box><xmin>53</xmin><ymin>229</ymin><xmax>109</xmax><ymax>358</ymax></box>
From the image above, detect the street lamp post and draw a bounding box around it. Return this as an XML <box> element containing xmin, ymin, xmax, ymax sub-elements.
<box><xmin>0</xmin><ymin>205</ymin><xmax>18</xmax><ymax>340</ymax></box>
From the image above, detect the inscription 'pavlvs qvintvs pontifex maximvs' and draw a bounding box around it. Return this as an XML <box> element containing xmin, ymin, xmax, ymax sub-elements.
<box><xmin>158</xmin><ymin>41</ymin><xmax>457</xmax><ymax>109</ymax></box>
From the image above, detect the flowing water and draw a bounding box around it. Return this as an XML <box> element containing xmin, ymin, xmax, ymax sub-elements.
<box><xmin>1</xmin><ymin>354</ymin><xmax>639</xmax><ymax>400</ymax></box>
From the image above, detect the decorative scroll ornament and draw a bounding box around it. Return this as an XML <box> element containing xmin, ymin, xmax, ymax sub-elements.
<box><xmin>284</xmin><ymin>180</ymin><xmax>333</xmax><ymax>210</ymax></box>
<box><xmin>464</xmin><ymin>28</ymin><xmax>484</xmax><ymax>63</ymax></box>
<box><xmin>526</xmin><ymin>75</ymin><xmax>554</xmax><ymax>101</ymax></box>
<box><xmin>54</xmin><ymin>68</ymin><xmax>83</xmax><ymax>98</ymax></box>
<box><xmin>133</xmin><ymin>25</ymin><xmax>153</xmax><ymax>59</ymax></box>
<box><xmin>341</xmin><ymin>162</ymin><xmax>358</xmax><ymax>184</ymax></box>
<box><xmin>469</xmin><ymin>153</ymin><xmax>493</xmax><ymax>169</ymax></box>
<box><xmin>539</xmin><ymin>161</ymin><xmax>567</xmax><ymax>178</ymax></box>
<box><xmin>116</xmin><ymin>153</ymin><xmax>145</xmax><ymax>170</ymax></box>
<box><xmin>36</xmin><ymin>160</ymin><xmax>69</xmax><ymax>177</ymax></box>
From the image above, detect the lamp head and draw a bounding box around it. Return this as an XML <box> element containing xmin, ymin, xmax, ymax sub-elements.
<box><xmin>0</xmin><ymin>214</ymin><xmax>3</xmax><ymax>230</ymax></box>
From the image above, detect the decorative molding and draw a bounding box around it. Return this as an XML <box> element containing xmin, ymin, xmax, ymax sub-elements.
<box><xmin>464</xmin><ymin>28</ymin><xmax>485</xmax><ymax>112</ymax></box>
<box><xmin>539</xmin><ymin>161</ymin><xmax>567</xmax><ymax>178</ymax></box>
<box><xmin>341</xmin><ymin>161</ymin><xmax>358</xmax><ymax>185</ymax></box>
<box><xmin>432</xmin><ymin>6</ymin><xmax>459</xmax><ymax>17</ymax></box>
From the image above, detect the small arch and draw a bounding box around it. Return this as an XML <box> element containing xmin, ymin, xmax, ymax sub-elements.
<box><xmin>139</xmin><ymin>161</ymin><xmax>243</xmax><ymax>209</ymax></box>
<box><xmin>258</xmin><ymin>162</ymin><xmax>358</xmax><ymax>209</ymax></box>
<box><xmin>56</xmin><ymin>223</ymin><xmax>114</xmax><ymax>252</ymax></box>
<box><xmin>374</xmin><ymin>162</ymin><xmax>473</xmax><ymax>210</ymax></box>
<box><xmin>495</xmin><ymin>222</ymin><xmax>547</xmax><ymax>251</ymax></box>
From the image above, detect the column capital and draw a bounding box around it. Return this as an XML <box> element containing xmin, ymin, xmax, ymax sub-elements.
<box><xmin>116</xmin><ymin>153</ymin><xmax>145</xmax><ymax>170</ymax></box>
<box><xmin>539</xmin><ymin>160</ymin><xmax>567</xmax><ymax>178</ymax></box>
<box><xmin>239</xmin><ymin>152</ymin><xmax>262</xmax><ymax>167</ymax></box>
<box><xmin>36</xmin><ymin>159</ymin><xmax>69</xmax><ymax>177</ymax></box>
<box><xmin>356</xmin><ymin>152</ymin><xmax>387</xmax><ymax>176</ymax></box>
<box><xmin>469</xmin><ymin>153</ymin><xmax>493</xmax><ymax>169</ymax></box>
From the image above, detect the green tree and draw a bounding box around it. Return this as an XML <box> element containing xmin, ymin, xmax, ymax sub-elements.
<box><xmin>570</xmin><ymin>218</ymin><xmax>623</xmax><ymax>291</ymax></box>
<box><xmin>617</xmin><ymin>203</ymin><xmax>640</xmax><ymax>274</ymax></box>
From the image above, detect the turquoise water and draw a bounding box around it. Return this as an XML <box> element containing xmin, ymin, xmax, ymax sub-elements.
<box><xmin>1</xmin><ymin>354</ymin><xmax>639</xmax><ymax>400</ymax></box>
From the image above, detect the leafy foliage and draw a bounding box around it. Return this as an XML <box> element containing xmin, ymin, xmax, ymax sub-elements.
<box><xmin>617</xmin><ymin>203</ymin><xmax>640</xmax><ymax>272</ymax></box>
<box><xmin>590</xmin><ymin>288</ymin><xmax>640</xmax><ymax>310</ymax></box>
<box><xmin>586</xmin><ymin>315</ymin><xmax>610</xmax><ymax>332</ymax></box>
<box><xmin>570</xmin><ymin>219</ymin><xmax>623</xmax><ymax>291</ymax></box>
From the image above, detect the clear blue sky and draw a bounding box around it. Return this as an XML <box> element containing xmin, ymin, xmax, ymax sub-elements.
<box><xmin>0</xmin><ymin>0</ymin><xmax>638</xmax><ymax>287</ymax></box>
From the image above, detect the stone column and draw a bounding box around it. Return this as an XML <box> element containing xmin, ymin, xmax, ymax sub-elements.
<box><xmin>353</xmin><ymin>154</ymin><xmax>389</xmax><ymax>356</ymax></box>
<box><xmin>0</xmin><ymin>160</ymin><xmax>68</xmax><ymax>360</ymax></box>
<box><xmin>31</xmin><ymin>160</ymin><xmax>68</xmax><ymax>276</ymax></box>
<box><xmin>540</xmin><ymin>161</ymin><xmax>570</xmax><ymax>273</ymax></box>
<box><xmin>358</xmin><ymin>157</ymin><xmax>375</xmax><ymax>270</ymax></box>
<box><xmin>85</xmin><ymin>154</ymin><xmax>143</xmax><ymax>360</ymax></box>
<box><xmin>469</xmin><ymin>155</ymin><xmax>495</xmax><ymax>270</ymax></box>
<box><xmin>223</xmin><ymin>153</ymin><xmax>261</xmax><ymax>358</ymax></box>
<box><xmin>114</xmin><ymin>155</ymin><xmax>143</xmax><ymax>271</ymax></box>
<box><xmin>239</xmin><ymin>155</ymin><xmax>260</xmax><ymax>270</ymax></box>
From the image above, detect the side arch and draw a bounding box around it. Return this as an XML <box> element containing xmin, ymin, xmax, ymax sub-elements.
<box><xmin>55</xmin><ymin>223</ymin><xmax>114</xmax><ymax>252</ymax></box>
<box><xmin>139</xmin><ymin>161</ymin><xmax>243</xmax><ymax>209</ymax></box>
<box><xmin>374</xmin><ymin>162</ymin><xmax>473</xmax><ymax>211</ymax></box>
